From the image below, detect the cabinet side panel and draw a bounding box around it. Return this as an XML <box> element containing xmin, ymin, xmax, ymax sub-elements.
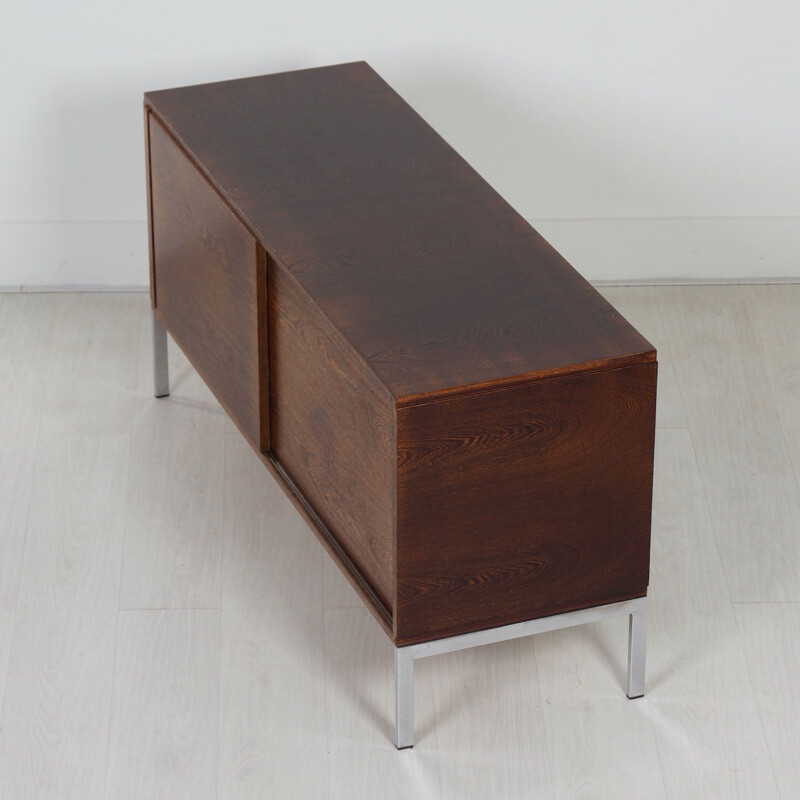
<box><xmin>144</xmin><ymin>106</ymin><xmax>156</xmax><ymax>308</ymax></box>
<box><xmin>396</xmin><ymin>361</ymin><xmax>657</xmax><ymax>645</ymax></box>
<box><xmin>148</xmin><ymin>112</ymin><xmax>266</xmax><ymax>449</ymax></box>
<box><xmin>269</xmin><ymin>264</ymin><xmax>396</xmax><ymax>613</ymax></box>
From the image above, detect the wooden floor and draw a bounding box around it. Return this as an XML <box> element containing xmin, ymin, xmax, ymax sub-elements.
<box><xmin>0</xmin><ymin>286</ymin><xmax>798</xmax><ymax>799</ymax></box>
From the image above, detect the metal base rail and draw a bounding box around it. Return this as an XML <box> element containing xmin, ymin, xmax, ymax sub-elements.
<box><xmin>152</xmin><ymin>309</ymin><xmax>647</xmax><ymax>752</ymax></box>
<box><xmin>394</xmin><ymin>596</ymin><xmax>647</xmax><ymax>749</ymax></box>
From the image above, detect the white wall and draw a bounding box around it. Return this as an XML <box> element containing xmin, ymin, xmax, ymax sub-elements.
<box><xmin>2</xmin><ymin>0</ymin><xmax>798</xmax><ymax>287</ymax></box>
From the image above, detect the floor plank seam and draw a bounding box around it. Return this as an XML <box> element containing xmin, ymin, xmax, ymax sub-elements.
<box><xmin>740</xmin><ymin>285</ymin><xmax>800</xmax><ymax>496</ymax></box>
<box><xmin>530</xmin><ymin>639</ymin><xmax>557</xmax><ymax>799</ymax></box>
<box><xmin>731</xmin><ymin>608</ymin><xmax>784</xmax><ymax>800</ymax></box>
<box><xmin>101</xmin><ymin>432</ymin><xmax>133</xmax><ymax>800</ymax></box>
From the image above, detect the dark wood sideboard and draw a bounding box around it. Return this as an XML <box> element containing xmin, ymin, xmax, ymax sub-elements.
<box><xmin>144</xmin><ymin>62</ymin><xmax>657</xmax><ymax>748</ymax></box>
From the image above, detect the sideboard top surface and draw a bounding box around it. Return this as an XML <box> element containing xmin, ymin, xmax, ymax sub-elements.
<box><xmin>145</xmin><ymin>61</ymin><xmax>655</xmax><ymax>405</ymax></box>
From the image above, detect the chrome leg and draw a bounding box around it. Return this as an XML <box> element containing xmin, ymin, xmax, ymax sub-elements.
<box><xmin>395</xmin><ymin>647</ymin><xmax>414</xmax><ymax>749</ymax></box>
<box><xmin>152</xmin><ymin>310</ymin><xmax>170</xmax><ymax>398</ymax></box>
<box><xmin>626</xmin><ymin>597</ymin><xmax>647</xmax><ymax>699</ymax></box>
<box><xmin>391</xmin><ymin>595</ymin><xmax>647</xmax><ymax>748</ymax></box>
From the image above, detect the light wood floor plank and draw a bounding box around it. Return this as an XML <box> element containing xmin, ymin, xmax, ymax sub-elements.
<box><xmin>41</xmin><ymin>294</ymin><xmax>149</xmax><ymax>435</ymax></box>
<box><xmin>0</xmin><ymin>434</ymin><xmax>129</xmax><ymax>800</ymax></box>
<box><xmin>133</xmin><ymin>313</ymin><xmax>227</xmax><ymax>412</ymax></box>
<box><xmin>0</xmin><ymin>288</ymin><xmax>797</xmax><ymax>797</ymax></box>
<box><xmin>325</xmin><ymin>608</ymin><xmax>442</xmax><ymax>800</ymax></box>
<box><xmin>119</xmin><ymin>361</ymin><xmax>225</xmax><ymax>610</ymax></box>
<box><xmin>647</xmin><ymin>428</ymin><xmax>779</xmax><ymax>799</ymax></box>
<box><xmin>0</xmin><ymin>293</ymin><xmax>56</xmax><ymax>610</ymax></box>
<box><xmin>322</xmin><ymin>553</ymin><xmax>363</xmax><ymax>609</ymax></box>
<box><xmin>0</xmin><ymin>611</ymin><xmax>13</xmax><ymax>720</ymax></box>
<box><xmin>105</xmin><ymin>609</ymin><xmax>219</xmax><ymax>800</ymax></box>
<box><xmin>0</xmin><ymin>293</ymin><xmax>56</xmax><ymax>431</ymax></box>
<box><xmin>659</xmin><ymin>285</ymin><xmax>800</xmax><ymax>601</ymax></box>
<box><xmin>0</xmin><ymin>436</ymin><xmax>37</xmax><ymax>611</ymax></box>
<box><xmin>219</xmin><ymin>434</ymin><xmax>328</xmax><ymax>799</ymax></box>
<box><xmin>599</xmin><ymin>286</ymin><xmax>688</xmax><ymax>429</ymax></box>
<box><xmin>734</xmin><ymin>602</ymin><xmax>800</xmax><ymax>799</ymax></box>
<box><xmin>742</xmin><ymin>284</ymin><xmax>800</xmax><ymax>480</ymax></box>
<box><xmin>534</xmin><ymin>619</ymin><xmax>665</xmax><ymax>800</ymax></box>
<box><xmin>431</xmin><ymin>639</ymin><xmax>553</xmax><ymax>800</ymax></box>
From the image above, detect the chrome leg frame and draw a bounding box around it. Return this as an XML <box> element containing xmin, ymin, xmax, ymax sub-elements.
<box><xmin>626</xmin><ymin>597</ymin><xmax>647</xmax><ymax>698</ymax></box>
<box><xmin>393</xmin><ymin>595</ymin><xmax>647</xmax><ymax>749</ymax></box>
<box><xmin>152</xmin><ymin>310</ymin><xmax>170</xmax><ymax>398</ymax></box>
<box><xmin>395</xmin><ymin>647</ymin><xmax>415</xmax><ymax>750</ymax></box>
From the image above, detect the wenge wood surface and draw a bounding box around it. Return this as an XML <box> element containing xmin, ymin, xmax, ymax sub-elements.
<box><xmin>145</xmin><ymin>63</ymin><xmax>658</xmax><ymax>646</ymax></box>
<box><xmin>148</xmin><ymin>114</ymin><xmax>268</xmax><ymax>450</ymax></box>
<box><xmin>395</xmin><ymin>361</ymin><xmax>657</xmax><ymax>645</ymax></box>
<box><xmin>268</xmin><ymin>259</ymin><xmax>397</xmax><ymax>614</ymax></box>
<box><xmin>145</xmin><ymin>62</ymin><xmax>655</xmax><ymax>404</ymax></box>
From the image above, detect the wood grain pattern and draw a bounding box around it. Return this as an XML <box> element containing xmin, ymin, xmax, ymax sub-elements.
<box><xmin>260</xmin><ymin>451</ymin><xmax>393</xmax><ymax>636</ymax></box>
<box><xmin>599</xmin><ymin>286</ymin><xmax>688</xmax><ymax>430</ymax></box>
<box><xmin>534</xmin><ymin>620</ymin><xmax>665</xmax><ymax>799</ymax></box>
<box><xmin>119</xmin><ymin>349</ymin><xmax>224</xmax><ymax>610</ymax></box>
<box><xmin>148</xmin><ymin>112</ymin><xmax>268</xmax><ymax>450</ymax></box>
<box><xmin>735</xmin><ymin>602</ymin><xmax>800</xmax><ymax>799</ymax></box>
<box><xmin>0</xmin><ymin>435</ymin><xmax>129</xmax><ymax>800</ymax></box>
<box><xmin>268</xmin><ymin>261</ymin><xmax>396</xmax><ymax>613</ymax></box>
<box><xmin>395</xmin><ymin>362</ymin><xmax>657</xmax><ymax>644</ymax></box>
<box><xmin>322</xmin><ymin>550</ymin><xmax>364</xmax><ymax>609</ymax></box>
<box><xmin>0</xmin><ymin>294</ymin><xmax>55</xmax><ymax>610</ymax></box>
<box><xmin>144</xmin><ymin>106</ymin><xmax>156</xmax><ymax>308</ymax></box>
<box><xmin>430</xmin><ymin>639</ymin><xmax>552</xmax><ymax>799</ymax></box>
<box><xmin>647</xmin><ymin>428</ymin><xmax>779</xmax><ymax>799</ymax></box>
<box><xmin>42</xmin><ymin>293</ymin><xmax>148</xmax><ymax>435</ymax></box>
<box><xmin>4</xmin><ymin>288</ymin><xmax>799</xmax><ymax>796</ymax></box>
<box><xmin>105</xmin><ymin>610</ymin><xmax>219</xmax><ymax>800</ymax></box>
<box><xmin>0</xmin><ymin>611</ymin><xmax>11</xmax><ymax>719</ymax></box>
<box><xmin>145</xmin><ymin>64</ymin><xmax>657</xmax><ymax>647</ymax></box>
<box><xmin>145</xmin><ymin>62</ymin><xmax>654</xmax><ymax>403</ymax></box>
<box><xmin>324</xmin><ymin>608</ymin><xmax>441</xmax><ymax>798</ymax></box>
<box><xmin>742</xmin><ymin>284</ymin><xmax>800</xmax><ymax>479</ymax></box>
<box><xmin>660</xmin><ymin>286</ymin><xmax>800</xmax><ymax>602</ymax></box>
<box><xmin>219</xmin><ymin>434</ymin><xmax>328</xmax><ymax>799</ymax></box>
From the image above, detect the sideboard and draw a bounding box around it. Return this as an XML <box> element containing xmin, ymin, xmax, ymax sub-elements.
<box><xmin>144</xmin><ymin>62</ymin><xmax>657</xmax><ymax>748</ymax></box>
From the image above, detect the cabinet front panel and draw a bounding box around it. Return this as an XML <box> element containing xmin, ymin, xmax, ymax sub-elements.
<box><xmin>148</xmin><ymin>112</ymin><xmax>268</xmax><ymax>450</ymax></box>
<box><xmin>268</xmin><ymin>263</ymin><xmax>396</xmax><ymax>615</ymax></box>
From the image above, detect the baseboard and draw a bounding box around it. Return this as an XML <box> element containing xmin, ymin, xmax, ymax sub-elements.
<box><xmin>591</xmin><ymin>276</ymin><xmax>800</xmax><ymax>286</ymax></box>
<box><xmin>0</xmin><ymin>283</ymin><xmax>150</xmax><ymax>294</ymax></box>
<box><xmin>530</xmin><ymin>216</ymin><xmax>800</xmax><ymax>283</ymax></box>
<box><xmin>0</xmin><ymin>221</ymin><xmax>148</xmax><ymax>288</ymax></box>
<box><xmin>1</xmin><ymin>217</ymin><xmax>798</xmax><ymax>289</ymax></box>
<box><xmin>4</xmin><ymin>278</ymin><xmax>797</xmax><ymax>293</ymax></box>
<box><xmin>0</xmin><ymin>284</ymin><xmax>150</xmax><ymax>292</ymax></box>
